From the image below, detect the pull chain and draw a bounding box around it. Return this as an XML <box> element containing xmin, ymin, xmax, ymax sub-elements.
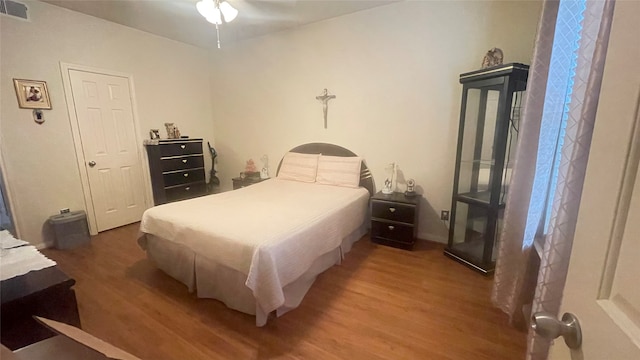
<box><xmin>215</xmin><ymin>23</ymin><xmax>221</xmax><ymax>49</ymax></box>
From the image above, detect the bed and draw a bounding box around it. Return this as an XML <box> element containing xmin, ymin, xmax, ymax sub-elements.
<box><xmin>138</xmin><ymin>143</ymin><xmax>374</xmax><ymax>326</ymax></box>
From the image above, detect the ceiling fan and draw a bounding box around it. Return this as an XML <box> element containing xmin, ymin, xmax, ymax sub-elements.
<box><xmin>195</xmin><ymin>0</ymin><xmax>297</xmax><ymax>48</ymax></box>
<box><xmin>196</xmin><ymin>0</ymin><xmax>238</xmax><ymax>25</ymax></box>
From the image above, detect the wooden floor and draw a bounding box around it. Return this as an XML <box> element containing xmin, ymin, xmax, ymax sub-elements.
<box><xmin>42</xmin><ymin>223</ymin><xmax>526</xmax><ymax>360</ymax></box>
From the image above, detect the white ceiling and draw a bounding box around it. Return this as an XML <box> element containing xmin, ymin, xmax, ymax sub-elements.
<box><xmin>41</xmin><ymin>0</ymin><xmax>400</xmax><ymax>49</ymax></box>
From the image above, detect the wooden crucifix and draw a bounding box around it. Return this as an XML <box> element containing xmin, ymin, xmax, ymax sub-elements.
<box><xmin>316</xmin><ymin>88</ymin><xmax>336</xmax><ymax>129</ymax></box>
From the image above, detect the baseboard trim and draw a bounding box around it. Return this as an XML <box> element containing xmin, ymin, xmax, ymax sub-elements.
<box><xmin>418</xmin><ymin>232</ymin><xmax>447</xmax><ymax>244</ymax></box>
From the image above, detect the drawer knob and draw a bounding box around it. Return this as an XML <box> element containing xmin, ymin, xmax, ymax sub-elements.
<box><xmin>182</xmin><ymin>159</ymin><xmax>188</xmax><ymax>163</ymax></box>
<box><xmin>389</xmin><ymin>207</ymin><xmax>396</xmax><ymax>213</ymax></box>
<box><xmin>180</xmin><ymin>145</ymin><xmax>186</xmax><ymax>149</ymax></box>
<box><xmin>388</xmin><ymin>225</ymin><xmax>395</xmax><ymax>231</ymax></box>
<box><xmin>183</xmin><ymin>173</ymin><xmax>189</xmax><ymax>177</ymax></box>
<box><xmin>185</xmin><ymin>187</ymin><xmax>191</xmax><ymax>191</ymax></box>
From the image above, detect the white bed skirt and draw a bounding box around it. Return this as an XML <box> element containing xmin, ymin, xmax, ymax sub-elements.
<box><xmin>138</xmin><ymin>222</ymin><xmax>367</xmax><ymax>326</ymax></box>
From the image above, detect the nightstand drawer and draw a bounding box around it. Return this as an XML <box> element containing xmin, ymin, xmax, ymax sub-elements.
<box><xmin>161</xmin><ymin>156</ymin><xmax>204</xmax><ymax>172</ymax></box>
<box><xmin>371</xmin><ymin>221</ymin><xmax>415</xmax><ymax>244</ymax></box>
<box><xmin>163</xmin><ymin>168</ymin><xmax>205</xmax><ymax>187</ymax></box>
<box><xmin>165</xmin><ymin>182</ymin><xmax>206</xmax><ymax>202</ymax></box>
<box><xmin>159</xmin><ymin>142</ymin><xmax>203</xmax><ymax>157</ymax></box>
<box><xmin>371</xmin><ymin>201</ymin><xmax>416</xmax><ymax>224</ymax></box>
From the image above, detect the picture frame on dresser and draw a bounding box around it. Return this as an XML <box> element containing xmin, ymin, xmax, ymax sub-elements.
<box><xmin>144</xmin><ymin>138</ymin><xmax>207</xmax><ymax>205</ymax></box>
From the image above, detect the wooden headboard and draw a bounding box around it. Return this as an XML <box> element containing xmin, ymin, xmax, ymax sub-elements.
<box><xmin>276</xmin><ymin>143</ymin><xmax>374</xmax><ymax>196</ymax></box>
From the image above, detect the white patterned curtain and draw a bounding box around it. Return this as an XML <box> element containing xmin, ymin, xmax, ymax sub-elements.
<box><xmin>491</xmin><ymin>0</ymin><xmax>616</xmax><ymax>359</ymax></box>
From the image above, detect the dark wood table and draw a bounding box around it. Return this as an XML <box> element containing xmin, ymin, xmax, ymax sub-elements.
<box><xmin>1</xmin><ymin>266</ymin><xmax>81</xmax><ymax>350</ymax></box>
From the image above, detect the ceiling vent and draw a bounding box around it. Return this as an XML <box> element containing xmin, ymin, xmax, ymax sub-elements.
<box><xmin>0</xmin><ymin>0</ymin><xmax>29</xmax><ymax>20</ymax></box>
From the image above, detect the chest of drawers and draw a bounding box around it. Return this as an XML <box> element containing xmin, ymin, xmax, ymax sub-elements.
<box><xmin>145</xmin><ymin>139</ymin><xmax>207</xmax><ymax>205</ymax></box>
<box><xmin>370</xmin><ymin>191</ymin><xmax>420</xmax><ymax>250</ymax></box>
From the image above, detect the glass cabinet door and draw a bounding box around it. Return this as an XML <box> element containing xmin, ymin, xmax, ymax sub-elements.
<box><xmin>456</xmin><ymin>85</ymin><xmax>504</xmax><ymax>205</ymax></box>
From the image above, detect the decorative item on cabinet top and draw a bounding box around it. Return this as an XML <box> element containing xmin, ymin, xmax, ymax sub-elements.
<box><xmin>481</xmin><ymin>48</ymin><xmax>504</xmax><ymax>69</ymax></box>
<box><xmin>144</xmin><ymin>138</ymin><xmax>207</xmax><ymax>205</ymax></box>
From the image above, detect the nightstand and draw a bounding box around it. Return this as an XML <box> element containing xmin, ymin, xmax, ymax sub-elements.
<box><xmin>232</xmin><ymin>177</ymin><xmax>268</xmax><ymax>190</ymax></box>
<box><xmin>370</xmin><ymin>191</ymin><xmax>420</xmax><ymax>250</ymax></box>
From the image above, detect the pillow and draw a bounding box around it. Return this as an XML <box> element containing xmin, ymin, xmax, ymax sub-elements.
<box><xmin>277</xmin><ymin>152</ymin><xmax>320</xmax><ymax>182</ymax></box>
<box><xmin>316</xmin><ymin>155</ymin><xmax>362</xmax><ymax>188</ymax></box>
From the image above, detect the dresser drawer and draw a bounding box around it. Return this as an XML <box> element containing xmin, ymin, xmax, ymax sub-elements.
<box><xmin>163</xmin><ymin>168</ymin><xmax>205</xmax><ymax>187</ymax></box>
<box><xmin>371</xmin><ymin>201</ymin><xmax>416</xmax><ymax>224</ymax></box>
<box><xmin>165</xmin><ymin>182</ymin><xmax>206</xmax><ymax>202</ymax></box>
<box><xmin>371</xmin><ymin>221</ymin><xmax>415</xmax><ymax>244</ymax></box>
<box><xmin>161</xmin><ymin>155</ymin><xmax>204</xmax><ymax>172</ymax></box>
<box><xmin>159</xmin><ymin>142</ymin><xmax>203</xmax><ymax>157</ymax></box>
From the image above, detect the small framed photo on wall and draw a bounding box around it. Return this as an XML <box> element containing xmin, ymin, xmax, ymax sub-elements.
<box><xmin>13</xmin><ymin>79</ymin><xmax>52</xmax><ymax>109</ymax></box>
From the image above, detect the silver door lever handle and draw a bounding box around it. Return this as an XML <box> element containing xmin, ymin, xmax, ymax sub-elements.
<box><xmin>531</xmin><ymin>312</ymin><xmax>582</xmax><ymax>349</ymax></box>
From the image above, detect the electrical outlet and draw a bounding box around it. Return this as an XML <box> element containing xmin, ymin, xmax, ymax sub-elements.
<box><xmin>441</xmin><ymin>210</ymin><xmax>450</xmax><ymax>221</ymax></box>
<box><xmin>60</xmin><ymin>208</ymin><xmax>70</xmax><ymax>214</ymax></box>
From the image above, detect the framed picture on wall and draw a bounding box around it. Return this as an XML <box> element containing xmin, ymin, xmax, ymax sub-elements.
<box><xmin>13</xmin><ymin>79</ymin><xmax>52</xmax><ymax>109</ymax></box>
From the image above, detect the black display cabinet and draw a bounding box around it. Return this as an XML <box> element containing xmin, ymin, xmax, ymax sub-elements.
<box><xmin>444</xmin><ymin>63</ymin><xmax>529</xmax><ymax>274</ymax></box>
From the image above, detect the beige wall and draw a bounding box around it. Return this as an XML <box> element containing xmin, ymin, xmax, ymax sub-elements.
<box><xmin>209</xmin><ymin>1</ymin><xmax>541</xmax><ymax>242</ymax></box>
<box><xmin>0</xmin><ymin>0</ymin><xmax>541</xmax><ymax>245</ymax></box>
<box><xmin>0</xmin><ymin>1</ymin><xmax>215</xmax><ymax>245</ymax></box>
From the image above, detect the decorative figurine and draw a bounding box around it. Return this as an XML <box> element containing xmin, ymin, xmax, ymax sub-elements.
<box><xmin>245</xmin><ymin>159</ymin><xmax>257</xmax><ymax>173</ymax></box>
<box><xmin>243</xmin><ymin>159</ymin><xmax>259</xmax><ymax>179</ymax></box>
<box><xmin>404</xmin><ymin>179</ymin><xmax>417</xmax><ymax>198</ymax></box>
<box><xmin>481</xmin><ymin>48</ymin><xmax>504</xmax><ymax>69</ymax></box>
<box><xmin>381</xmin><ymin>162</ymin><xmax>397</xmax><ymax>195</ymax></box>
<box><xmin>260</xmin><ymin>154</ymin><xmax>270</xmax><ymax>179</ymax></box>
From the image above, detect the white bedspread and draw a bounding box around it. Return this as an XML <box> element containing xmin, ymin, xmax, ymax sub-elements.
<box><xmin>139</xmin><ymin>178</ymin><xmax>369</xmax><ymax>315</ymax></box>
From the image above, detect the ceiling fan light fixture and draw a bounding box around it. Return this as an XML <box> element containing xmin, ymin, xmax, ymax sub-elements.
<box><xmin>219</xmin><ymin>1</ymin><xmax>238</xmax><ymax>23</ymax></box>
<box><xmin>197</xmin><ymin>0</ymin><xmax>237</xmax><ymax>24</ymax></box>
<box><xmin>196</xmin><ymin>0</ymin><xmax>216</xmax><ymax>19</ymax></box>
<box><xmin>205</xmin><ymin>9</ymin><xmax>222</xmax><ymax>25</ymax></box>
<box><xmin>196</xmin><ymin>0</ymin><xmax>238</xmax><ymax>49</ymax></box>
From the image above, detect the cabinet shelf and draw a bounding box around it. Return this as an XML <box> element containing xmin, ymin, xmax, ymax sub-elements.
<box><xmin>456</xmin><ymin>191</ymin><xmax>507</xmax><ymax>208</ymax></box>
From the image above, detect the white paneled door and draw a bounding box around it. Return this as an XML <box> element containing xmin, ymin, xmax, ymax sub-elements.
<box><xmin>550</xmin><ymin>1</ymin><xmax>640</xmax><ymax>359</ymax></box>
<box><xmin>69</xmin><ymin>70</ymin><xmax>146</xmax><ymax>232</ymax></box>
